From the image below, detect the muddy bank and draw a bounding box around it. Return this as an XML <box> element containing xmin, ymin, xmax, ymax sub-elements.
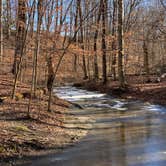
<box><xmin>74</xmin><ymin>80</ymin><xmax>166</xmax><ymax>106</ymax></box>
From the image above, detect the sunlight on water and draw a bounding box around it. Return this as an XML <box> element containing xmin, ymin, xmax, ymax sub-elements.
<box><xmin>54</xmin><ymin>86</ymin><xmax>106</xmax><ymax>102</ymax></box>
<box><xmin>58</xmin><ymin>94</ymin><xmax>106</xmax><ymax>101</ymax></box>
<box><xmin>144</xmin><ymin>104</ymin><xmax>166</xmax><ymax>114</ymax></box>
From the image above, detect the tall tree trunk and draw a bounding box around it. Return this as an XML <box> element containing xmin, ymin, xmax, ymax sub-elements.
<box><xmin>143</xmin><ymin>39</ymin><xmax>150</xmax><ymax>81</ymax></box>
<box><xmin>118</xmin><ymin>0</ymin><xmax>125</xmax><ymax>88</ymax></box>
<box><xmin>111</xmin><ymin>0</ymin><xmax>117</xmax><ymax>81</ymax></box>
<box><xmin>0</xmin><ymin>0</ymin><xmax>3</xmax><ymax>62</ymax></box>
<box><xmin>11</xmin><ymin>0</ymin><xmax>27</xmax><ymax>99</ymax></box>
<box><xmin>6</xmin><ymin>0</ymin><xmax>12</xmax><ymax>39</ymax></box>
<box><xmin>93</xmin><ymin>1</ymin><xmax>102</xmax><ymax>80</ymax></box>
<box><xmin>73</xmin><ymin>0</ymin><xmax>79</xmax><ymax>72</ymax></box>
<box><xmin>78</xmin><ymin>0</ymin><xmax>88</xmax><ymax>80</ymax></box>
<box><xmin>32</xmin><ymin>0</ymin><xmax>43</xmax><ymax>95</ymax></box>
<box><xmin>60</xmin><ymin>0</ymin><xmax>63</xmax><ymax>25</ymax></box>
<box><xmin>12</xmin><ymin>0</ymin><xmax>26</xmax><ymax>75</ymax></box>
<box><xmin>55</xmin><ymin>0</ymin><xmax>59</xmax><ymax>31</ymax></box>
<box><xmin>47</xmin><ymin>56</ymin><xmax>54</xmax><ymax>112</ymax></box>
<box><xmin>101</xmin><ymin>0</ymin><xmax>107</xmax><ymax>84</ymax></box>
<box><xmin>45</xmin><ymin>0</ymin><xmax>56</xmax><ymax>112</ymax></box>
<box><xmin>29</xmin><ymin>1</ymin><xmax>36</xmax><ymax>38</ymax></box>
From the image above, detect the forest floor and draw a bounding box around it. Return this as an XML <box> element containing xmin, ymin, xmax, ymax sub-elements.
<box><xmin>0</xmin><ymin>72</ymin><xmax>87</xmax><ymax>163</ymax></box>
<box><xmin>75</xmin><ymin>77</ymin><xmax>166</xmax><ymax>106</ymax></box>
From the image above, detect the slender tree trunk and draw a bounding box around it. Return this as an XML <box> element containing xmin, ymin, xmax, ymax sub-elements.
<box><xmin>45</xmin><ymin>0</ymin><xmax>56</xmax><ymax>112</ymax></box>
<box><xmin>73</xmin><ymin>0</ymin><xmax>79</xmax><ymax>72</ymax></box>
<box><xmin>143</xmin><ymin>39</ymin><xmax>150</xmax><ymax>81</ymax></box>
<box><xmin>78</xmin><ymin>0</ymin><xmax>88</xmax><ymax>79</ymax></box>
<box><xmin>12</xmin><ymin>0</ymin><xmax>26</xmax><ymax>75</ymax></box>
<box><xmin>118</xmin><ymin>0</ymin><xmax>125</xmax><ymax>88</ymax></box>
<box><xmin>111</xmin><ymin>0</ymin><xmax>117</xmax><ymax>81</ymax></box>
<box><xmin>47</xmin><ymin>56</ymin><xmax>54</xmax><ymax>112</ymax></box>
<box><xmin>101</xmin><ymin>0</ymin><xmax>107</xmax><ymax>84</ymax></box>
<box><xmin>0</xmin><ymin>0</ymin><xmax>3</xmax><ymax>62</ymax></box>
<box><xmin>6</xmin><ymin>0</ymin><xmax>12</xmax><ymax>39</ymax></box>
<box><xmin>29</xmin><ymin>1</ymin><xmax>36</xmax><ymax>38</ymax></box>
<box><xmin>55</xmin><ymin>0</ymin><xmax>59</xmax><ymax>31</ymax></box>
<box><xmin>60</xmin><ymin>0</ymin><xmax>63</xmax><ymax>26</ymax></box>
<box><xmin>93</xmin><ymin>1</ymin><xmax>102</xmax><ymax>80</ymax></box>
<box><xmin>32</xmin><ymin>0</ymin><xmax>43</xmax><ymax>95</ymax></box>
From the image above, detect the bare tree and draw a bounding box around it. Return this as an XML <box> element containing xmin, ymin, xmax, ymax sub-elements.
<box><xmin>0</xmin><ymin>0</ymin><xmax>3</xmax><ymax>62</ymax></box>
<box><xmin>101</xmin><ymin>0</ymin><xmax>107</xmax><ymax>84</ymax></box>
<box><xmin>160</xmin><ymin>0</ymin><xmax>166</xmax><ymax>9</ymax></box>
<box><xmin>6</xmin><ymin>0</ymin><xmax>12</xmax><ymax>39</ymax></box>
<box><xmin>118</xmin><ymin>0</ymin><xmax>125</xmax><ymax>87</ymax></box>
<box><xmin>93</xmin><ymin>0</ymin><xmax>102</xmax><ymax>80</ymax></box>
<box><xmin>111</xmin><ymin>0</ymin><xmax>117</xmax><ymax>81</ymax></box>
<box><xmin>32</xmin><ymin>0</ymin><xmax>44</xmax><ymax>95</ymax></box>
<box><xmin>78</xmin><ymin>0</ymin><xmax>88</xmax><ymax>80</ymax></box>
<box><xmin>73</xmin><ymin>0</ymin><xmax>79</xmax><ymax>72</ymax></box>
<box><xmin>12</xmin><ymin>0</ymin><xmax>26</xmax><ymax>75</ymax></box>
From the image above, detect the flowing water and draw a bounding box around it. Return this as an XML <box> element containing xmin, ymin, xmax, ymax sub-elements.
<box><xmin>21</xmin><ymin>86</ymin><xmax>166</xmax><ymax>166</ymax></box>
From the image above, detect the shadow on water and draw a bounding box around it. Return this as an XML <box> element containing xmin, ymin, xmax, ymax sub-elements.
<box><xmin>10</xmin><ymin>86</ymin><xmax>166</xmax><ymax>166</ymax></box>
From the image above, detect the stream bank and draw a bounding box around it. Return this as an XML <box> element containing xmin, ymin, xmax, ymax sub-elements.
<box><xmin>0</xmin><ymin>75</ymin><xmax>90</xmax><ymax>165</ymax></box>
<box><xmin>74</xmin><ymin>80</ymin><xmax>166</xmax><ymax>106</ymax></box>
